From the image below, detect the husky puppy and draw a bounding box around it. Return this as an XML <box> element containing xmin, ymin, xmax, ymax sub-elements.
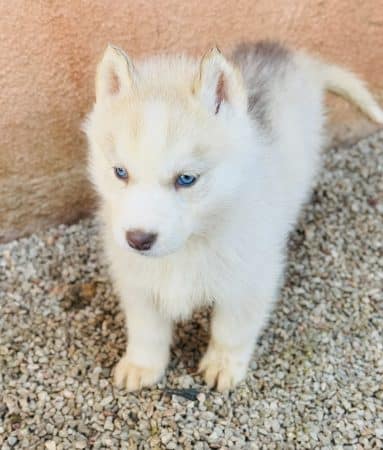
<box><xmin>84</xmin><ymin>41</ymin><xmax>383</xmax><ymax>391</ymax></box>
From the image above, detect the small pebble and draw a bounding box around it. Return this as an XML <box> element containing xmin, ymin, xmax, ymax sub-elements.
<box><xmin>7</xmin><ymin>436</ymin><xmax>18</xmax><ymax>447</ymax></box>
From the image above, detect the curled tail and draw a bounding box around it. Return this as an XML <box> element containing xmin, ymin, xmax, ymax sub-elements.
<box><xmin>317</xmin><ymin>61</ymin><xmax>383</xmax><ymax>124</ymax></box>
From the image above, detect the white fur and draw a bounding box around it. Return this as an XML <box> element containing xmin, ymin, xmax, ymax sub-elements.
<box><xmin>84</xmin><ymin>43</ymin><xmax>383</xmax><ymax>391</ymax></box>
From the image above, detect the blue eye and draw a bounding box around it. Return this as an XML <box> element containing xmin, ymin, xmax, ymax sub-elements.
<box><xmin>176</xmin><ymin>174</ymin><xmax>198</xmax><ymax>188</ymax></box>
<box><xmin>114</xmin><ymin>167</ymin><xmax>128</xmax><ymax>180</ymax></box>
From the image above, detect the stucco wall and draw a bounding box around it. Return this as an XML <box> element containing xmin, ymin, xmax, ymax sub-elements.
<box><xmin>1</xmin><ymin>0</ymin><xmax>382</xmax><ymax>242</ymax></box>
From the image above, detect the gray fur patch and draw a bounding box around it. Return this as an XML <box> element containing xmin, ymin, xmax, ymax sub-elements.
<box><xmin>231</xmin><ymin>41</ymin><xmax>291</xmax><ymax>131</ymax></box>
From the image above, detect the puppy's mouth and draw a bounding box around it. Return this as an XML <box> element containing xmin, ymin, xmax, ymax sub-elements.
<box><xmin>135</xmin><ymin>248</ymin><xmax>157</xmax><ymax>257</ymax></box>
<box><xmin>127</xmin><ymin>245</ymin><xmax>166</xmax><ymax>258</ymax></box>
<box><xmin>128</xmin><ymin>243</ymin><xmax>182</xmax><ymax>258</ymax></box>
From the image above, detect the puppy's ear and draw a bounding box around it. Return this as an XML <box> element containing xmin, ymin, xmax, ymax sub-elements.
<box><xmin>95</xmin><ymin>44</ymin><xmax>137</xmax><ymax>102</ymax></box>
<box><xmin>193</xmin><ymin>47</ymin><xmax>247</xmax><ymax>115</ymax></box>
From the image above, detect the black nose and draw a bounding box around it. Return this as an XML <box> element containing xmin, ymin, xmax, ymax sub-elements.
<box><xmin>126</xmin><ymin>230</ymin><xmax>157</xmax><ymax>251</ymax></box>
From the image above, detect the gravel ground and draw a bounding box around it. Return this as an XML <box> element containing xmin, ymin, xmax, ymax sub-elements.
<box><xmin>1</xmin><ymin>131</ymin><xmax>383</xmax><ymax>449</ymax></box>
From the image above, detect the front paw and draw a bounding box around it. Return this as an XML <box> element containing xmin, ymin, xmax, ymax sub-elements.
<box><xmin>198</xmin><ymin>341</ymin><xmax>249</xmax><ymax>392</ymax></box>
<box><xmin>113</xmin><ymin>355</ymin><xmax>166</xmax><ymax>391</ymax></box>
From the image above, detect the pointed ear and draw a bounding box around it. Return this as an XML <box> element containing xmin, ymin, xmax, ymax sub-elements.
<box><xmin>193</xmin><ymin>47</ymin><xmax>247</xmax><ymax>115</ymax></box>
<box><xmin>95</xmin><ymin>44</ymin><xmax>137</xmax><ymax>102</ymax></box>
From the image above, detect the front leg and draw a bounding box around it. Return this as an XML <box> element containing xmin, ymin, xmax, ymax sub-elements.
<box><xmin>114</xmin><ymin>294</ymin><xmax>172</xmax><ymax>391</ymax></box>
<box><xmin>199</xmin><ymin>291</ymin><xmax>278</xmax><ymax>391</ymax></box>
<box><xmin>200</xmin><ymin>251</ymin><xmax>284</xmax><ymax>391</ymax></box>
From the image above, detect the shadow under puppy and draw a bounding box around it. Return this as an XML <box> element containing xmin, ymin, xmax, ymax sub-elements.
<box><xmin>84</xmin><ymin>41</ymin><xmax>383</xmax><ymax>392</ymax></box>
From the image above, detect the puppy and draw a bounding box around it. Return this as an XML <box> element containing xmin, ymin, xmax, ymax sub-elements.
<box><xmin>84</xmin><ymin>41</ymin><xmax>383</xmax><ymax>391</ymax></box>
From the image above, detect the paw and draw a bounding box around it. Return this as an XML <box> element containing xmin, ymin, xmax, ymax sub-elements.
<box><xmin>113</xmin><ymin>355</ymin><xmax>165</xmax><ymax>391</ymax></box>
<box><xmin>198</xmin><ymin>342</ymin><xmax>249</xmax><ymax>392</ymax></box>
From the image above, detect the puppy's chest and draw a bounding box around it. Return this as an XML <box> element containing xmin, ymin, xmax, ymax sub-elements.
<box><xmin>149</xmin><ymin>257</ymin><xmax>213</xmax><ymax>319</ymax></box>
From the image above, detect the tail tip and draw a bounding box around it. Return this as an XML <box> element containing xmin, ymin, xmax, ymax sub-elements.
<box><xmin>370</xmin><ymin>105</ymin><xmax>383</xmax><ymax>125</ymax></box>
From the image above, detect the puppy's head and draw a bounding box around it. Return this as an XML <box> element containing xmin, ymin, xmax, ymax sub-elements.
<box><xmin>84</xmin><ymin>45</ymin><xmax>251</xmax><ymax>257</ymax></box>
